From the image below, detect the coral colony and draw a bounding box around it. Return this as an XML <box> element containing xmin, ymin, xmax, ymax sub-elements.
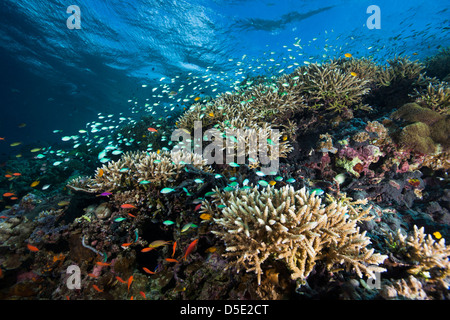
<box><xmin>0</xmin><ymin>52</ymin><xmax>449</xmax><ymax>300</ymax></box>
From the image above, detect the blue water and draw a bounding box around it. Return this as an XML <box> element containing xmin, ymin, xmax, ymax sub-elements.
<box><xmin>0</xmin><ymin>0</ymin><xmax>448</xmax><ymax>160</ymax></box>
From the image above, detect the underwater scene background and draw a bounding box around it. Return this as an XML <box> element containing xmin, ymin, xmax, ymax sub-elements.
<box><xmin>0</xmin><ymin>0</ymin><xmax>449</xmax><ymax>301</ymax></box>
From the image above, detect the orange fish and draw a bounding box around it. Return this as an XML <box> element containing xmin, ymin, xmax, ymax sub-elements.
<box><xmin>4</xmin><ymin>174</ymin><xmax>12</xmax><ymax>178</ymax></box>
<box><xmin>127</xmin><ymin>275</ymin><xmax>133</xmax><ymax>291</ymax></box>
<box><xmin>96</xmin><ymin>261</ymin><xmax>111</xmax><ymax>267</ymax></box>
<box><xmin>27</xmin><ymin>244</ymin><xmax>39</xmax><ymax>252</ymax></box>
<box><xmin>12</xmin><ymin>173</ymin><xmax>21</xmax><ymax>176</ymax></box>
<box><xmin>88</xmin><ymin>273</ymin><xmax>98</xmax><ymax>278</ymax></box>
<box><xmin>194</xmin><ymin>97</ymin><xmax>201</xmax><ymax>101</ymax></box>
<box><xmin>128</xmin><ymin>213</ymin><xmax>137</xmax><ymax>218</ymax></box>
<box><xmin>3</xmin><ymin>192</ymin><xmax>15</xmax><ymax>197</ymax></box>
<box><xmin>92</xmin><ymin>284</ymin><xmax>103</xmax><ymax>292</ymax></box>
<box><xmin>10</xmin><ymin>197</ymin><xmax>18</xmax><ymax>200</ymax></box>
<box><xmin>142</xmin><ymin>267</ymin><xmax>156</xmax><ymax>274</ymax></box>
<box><xmin>172</xmin><ymin>241</ymin><xmax>177</xmax><ymax>258</ymax></box>
<box><xmin>121</xmin><ymin>204</ymin><xmax>136</xmax><ymax>209</ymax></box>
<box><xmin>165</xmin><ymin>258</ymin><xmax>179</xmax><ymax>263</ymax></box>
<box><xmin>98</xmin><ymin>169</ymin><xmax>104</xmax><ymax>178</ymax></box>
<box><xmin>147</xmin><ymin>127</ymin><xmax>158</xmax><ymax>133</ymax></box>
<box><xmin>183</xmin><ymin>239</ymin><xmax>198</xmax><ymax>261</ymax></box>
<box><xmin>141</xmin><ymin>247</ymin><xmax>154</xmax><ymax>253</ymax></box>
<box><xmin>139</xmin><ymin>291</ymin><xmax>146</xmax><ymax>299</ymax></box>
<box><xmin>121</xmin><ymin>242</ymin><xmax>133</xmax><ymax>247</ymax></box>
<box><xmin>0</xmin><ymin>137</ymin><xmax>4</xmax><ymax>141</ymax></box>
<box><xmin>116</xmin><ymin>276</ymin><xmax>127</xmax><ymax>283</ymax></box>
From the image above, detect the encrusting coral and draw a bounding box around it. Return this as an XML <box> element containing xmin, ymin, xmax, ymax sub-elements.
<box><xmin>391</xmin><ymin>102</ymin><xmax>450</xmax><ymax>154</ymax></box>
<box><xmin>203</xmin><ymin>185</ymin><xmax>387</xmax><ymax>285</ymax></box>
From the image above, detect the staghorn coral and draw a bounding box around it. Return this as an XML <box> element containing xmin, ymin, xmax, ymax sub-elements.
<box><xmin>176</xmin><ymin>83</ymin><xmax>298</xmax><ymax>132</ymax></box>
<box><xmin>289</xmin><ymin>62</ymin><xmax>371</xmax><ymax>113</ymax></box>
<box><xmin>218</xmin><ymin>118</ymin><xmax>293</xmax><ymax>161</ymax></box>
<box><xmin>411</xmin><ymin>81</ymin><xmax>450</xmax><ymax>115</ymax></box>
<box><xmin>334</xmin><ymin>57</ymin><xmax>381</xmax><ymax>86</ymax></box>
<box><xmin>386</xmin><ymin>225</ymin><xmax>450</xmax><ymax>288</ymax></box>
<box><xmin>204</xmin><ymin>185</ymin><xmax>387</xmax><ymax>285</ymax></box>
<box><xmin>376</xmin><ymin>56</ymin><xmax>425</xmax><ymax>87</ymax></box>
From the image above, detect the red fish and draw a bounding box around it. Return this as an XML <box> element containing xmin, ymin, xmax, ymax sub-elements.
<box><xmin>147</xmin><ymin>127</ymin><xmax>158</xmax><ymax>133</ymax></box>
<box><xmin>2</xmin><ymin>192</ymin><xmax>15</xmax><ymax>197</ymax></box>
<box><xmin>92</xmin><ymin>284</ymin><xmax>103</xmax><ymax>292</ymax></box>
<box><xmin>121</xmin><ymin>242</ymin><xmax>133</xmax><ymax>247</ymax></box>
<box><xmin>142</xmin><ymin>267</ymin><xmax>156</xmax><ymax>274</ymax></box>
<box><xmin>27</xmin><ymin>244</ymin><xmax>39</xmax><ymax>252</ymax></box>
<box><xmin>165</xmin><ymin>258</ymin><xmax>179</xmax><ymax>263</ymax></box>
<box><xmin>172</xmin><ymin>241</ymin><xmax>177</xmax><ymax>258</ymax></box>
<box><xmin>121</xmin><ymin>204</ymin><xmax>136</xmax><ymax>209</ymax></box>
<box><xmin>127</xmin><ymin>275</ymin><xmax>133</xmax><ymax>291</ymax></box>
<box><xmin>116</xmin><ymin>276</ymin><xmax>127</xmax><ymax>283</ymax></box>
<box><xmin>194</xmin><ymin>203</ymin><xmax>202</xmax><ymax>212</ymax></box>
<box><xmin>139</xmin><ymin>291</ymin><xmax>146</xmax><ymax>299</ymax></box>
<box><xmin>183</xmin><ymin>239</ymin><xmax>198</xmax><ymax>261</ymax></box>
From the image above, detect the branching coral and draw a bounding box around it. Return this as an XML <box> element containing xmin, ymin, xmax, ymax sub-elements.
<box><xmin>176</xmin><ymin>83</ymin><xmax>298</xmax><ymax>132</ymax></box>
<box><xmin>411</xmin><ymin>82</ymin><xmax>450</xmax><ymax>115</ymax></box>
<box><xmin>386</xmin><ymin>225</ymin><xmax>450</xmax><ymax>288</ymax></box>
<box><xmin>376</xmin><ymin>56</ymin><xmax>425</xmax><ymax>87</ymax></box>
<box><xmin>79</xmin><ymin>149</ymin><xmax>212</xmax><ymax>193</ymax></box>
<box><xmin>218</xmin><ymin>118</ymin><xmax>293</xmax><ymax>161</ymax></box>
<box><xmin>289</xmin><ymin>62</ymin><xmax>372</xmax><ymax>113</ymax></box>
<box><xmin>203</xmin><ymin>185</ymin><xmax>387</xmax><ymax>285</ymax></box>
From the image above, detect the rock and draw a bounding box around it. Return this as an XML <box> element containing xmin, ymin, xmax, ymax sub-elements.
<box><xmin>95</xmin><ymin>203</ymin><xmax>112</xmax><ymax>219</ymax></box>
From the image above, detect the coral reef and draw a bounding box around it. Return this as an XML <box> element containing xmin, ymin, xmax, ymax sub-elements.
<box><xmin>1</xmin><ymin>52</ymin><xmax>449</xmax><ymax>301</ymax></box>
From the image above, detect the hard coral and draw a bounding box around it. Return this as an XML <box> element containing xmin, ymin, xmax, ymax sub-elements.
<box><xmin>85</xmin><ymin>149</ymin><xmax>212</xmax><ymax>193</ymax></box>
<box><xmin>386</xmin><ymin>225</ymin><xmax>450</xmax><ymax>288</ymax></box>
<box><xmin>411</xmin><ymin>82</ymin><xmax>450</xmax><ymax>115</ymax></box>
<box><xmin>290</xmin><ymin>62</ymin><xmax>371</xmax><ymax>114</ymax></box>
<box><xmin>204</xmin><ymin>185</ymin><xmax>386</xmax><ymax>285</ymax></box>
